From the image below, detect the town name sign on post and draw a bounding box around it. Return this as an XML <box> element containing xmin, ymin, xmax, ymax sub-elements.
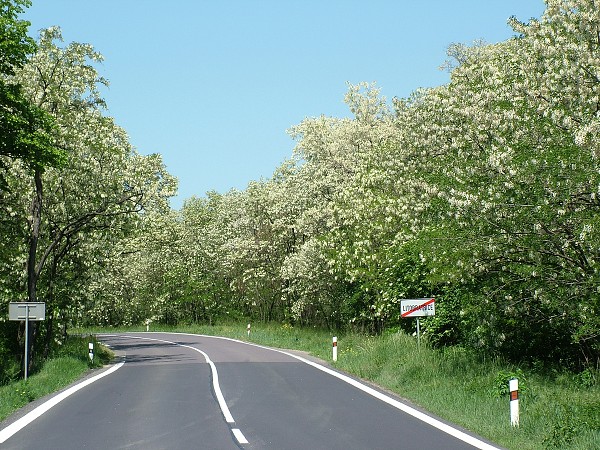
<box><xmin>400</xmin><ymin>298</ymin><xmax>435</xmax><ymax>318</ymax></box>
<box><xmin>400</xmin><ymin>298</ymin><xmax>435</xmax><ymax>346</ymax></box>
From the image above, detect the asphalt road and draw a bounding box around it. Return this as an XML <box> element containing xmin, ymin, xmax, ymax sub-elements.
<box><xmin>0</xmin><ymin>332</ymin><xmax>501</xmax><ymax>450</ymax></box>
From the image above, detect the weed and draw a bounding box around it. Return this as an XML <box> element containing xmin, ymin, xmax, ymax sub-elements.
<box><xmin>15</xmin><ymin>382</ymin><xmax>35</xmax><ymax>402</ymax></box>
<box><xmin>574</xmin><ymin>367</ymin><xmax>597</xmax><ymax>388</ymax></box>
<box><xmin>542</xmin><ymin>401</ymin><xmax>600</xmax><ymax>448</ymax></box>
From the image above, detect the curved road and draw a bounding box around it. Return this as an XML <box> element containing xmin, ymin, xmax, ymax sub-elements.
<box><xmin>0</xmin><ymin>332</ymin><xmax>501</xmax><ymax>450</ymax></box>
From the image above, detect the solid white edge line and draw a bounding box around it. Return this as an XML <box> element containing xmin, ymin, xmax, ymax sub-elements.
<box><xmin>106</xmin><ymin>335</ymin><xmax>236</xmax><ymax>424</ymax></box>
<box><xmin>158</xmin><ymin>331</ymin><xmax>502</xmax><ymax>450</ymax></box>
<box><xmin>232</xmin><ymin>428</ymin><xmax>249</xmax><ymax>444</ymax></box>
<box><xmin>181</xmin><ymin>345</ymin><xmax>236</xmax><ymax>424</ymax></box>
<box><xmin>0</xmin><ymin>361</ymin><xmax>124</xmax><ymax>444</ymax></box>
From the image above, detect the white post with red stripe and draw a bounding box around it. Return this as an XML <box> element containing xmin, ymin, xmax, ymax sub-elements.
<box><xmin>332</xmin><ymin>336</ymin><xmax>338</xmax><ymax>362</ymax></box>
<box><xmin>509</xmin><ymin>378</ymin><xmax>519</xmax><ymax>427</ymax></box>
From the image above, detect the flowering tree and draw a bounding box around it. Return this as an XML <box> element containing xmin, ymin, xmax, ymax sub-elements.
<box><xmin>0</xmin><ymin>0</ymin><xmax>60</xmax><ymax>186</ymax></box>
<box><xmin>384</xmin><ymin>0</ymin><xmax>600</xmax><ymax>364</ymax></box>
<box><xmin>0</xmin><ymin>27</ymin><xmax>176</xmax><ymax>368</ymax></box>
<box><xmin>19</xmin><ymin>0</ymin><xmax>596</xmax><ymax>370</ymax></box>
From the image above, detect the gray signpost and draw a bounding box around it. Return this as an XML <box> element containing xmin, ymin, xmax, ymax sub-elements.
<box><xmin>9</xmin><ymin>302</ymin><xmax>46</xmax><ymax>380</ymax></box>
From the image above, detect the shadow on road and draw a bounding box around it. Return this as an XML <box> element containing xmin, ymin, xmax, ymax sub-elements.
<box><xmin>99</xmin><ymin>336</ymin><xmax>205</xmax><ymax>366</ymax></box>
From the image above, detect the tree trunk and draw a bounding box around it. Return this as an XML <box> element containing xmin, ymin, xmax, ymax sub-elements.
<box><xmin>27</xmin><ymin>168</ymin><xmax>43</xmax><ymax>303</ymax></box>
<box><xmin>43</xmin><ymin>252</ymin><xmax>58</xmax><ymax>359</ymax></box>
<box><xmin>22</xmin><ymin>167</ymin><xmax>43</xmax><ymax>376</ymax></box>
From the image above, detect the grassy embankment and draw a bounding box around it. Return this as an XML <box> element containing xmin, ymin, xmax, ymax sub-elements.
<box><xmin>0</xmin><ymin>336</ymin><xmax>112</xmax><ymax>422</ymax></box>
<box><xmin>1</xmin><ymin>323</ymin><xmax>598</xmax><ymax>450</ymax></box>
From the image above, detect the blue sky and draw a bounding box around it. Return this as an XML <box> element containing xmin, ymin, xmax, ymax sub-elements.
<box><xmin>23</xmin><ymin>1</ymin><xmax>546</xmax><ymax>209</ymax></box>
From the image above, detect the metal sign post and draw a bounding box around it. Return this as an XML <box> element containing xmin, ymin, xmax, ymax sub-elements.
<box><xmin>9</xmin><ymin>302</ymin><xmax>46</xmax><ymax>380</ymax></box>
<box><xmin>400</xmin><ymin>298</ymin><xmax>435</xmax><ymax>348</ymax></box>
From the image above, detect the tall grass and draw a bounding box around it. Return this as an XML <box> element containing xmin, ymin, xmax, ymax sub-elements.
<box><xmin>331</xmin><ymin>332</ymin><xmax>599</xmax><ymax>450</ymax></box>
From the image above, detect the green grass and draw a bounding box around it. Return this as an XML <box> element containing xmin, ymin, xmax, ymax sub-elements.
<box><xmin>0</xmin><ymin>335</ymin><xmax>113</xmax><ymax>422</ymax></box>
<box><xmin>330</xmin><ymin>333</ymin><xmax>600</xmax><ymax>450</ymax></box>
<box><xmin>6</xmin><ymin>323</ymin><xmax>599</xmax><ymax>450</ymax></box>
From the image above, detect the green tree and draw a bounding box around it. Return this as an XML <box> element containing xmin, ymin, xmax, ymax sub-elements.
<box><xmin>392</xmin><ymin>0</ymin><xmax>600</xmax><ymax>365</ymax></box>
<box><xmin>0</xmin><ymin>0</ymin><xmax>61</xmax><ymax>184</ymax></box>
<box><xmin>2</xmin><ymin>27</ymin><xmax>176</xmax><ymax>372</ymax></box>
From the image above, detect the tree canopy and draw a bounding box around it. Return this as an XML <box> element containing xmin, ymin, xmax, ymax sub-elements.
<box><xmin>0</xmin><ymin>0</ymin><xmax>61</xmax><ymax>183</ymax></box>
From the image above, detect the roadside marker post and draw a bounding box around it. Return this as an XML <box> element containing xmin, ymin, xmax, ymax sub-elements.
<box><xmin>509</xmin><ymin>378</ymin><xmax>519</xmax><ymax>427</ymax></box>
<box><xmin>247</xmin><ymin>323</ymin><xmax>251</xmax><ymax>338</ymax></box>
<box><xmin>332</xmin><ymin>336</ymin><xmax>338</xmax><ymax>362</ymax></box>
<box><xmin>8</xmin><ymin>302</ymin><xmax>46</xmax><ymax>380</ymax></box>
<box><xmin>88</xmin><ymin>342</ymin><xmax>94</xmax><ymax>363</ymax></box>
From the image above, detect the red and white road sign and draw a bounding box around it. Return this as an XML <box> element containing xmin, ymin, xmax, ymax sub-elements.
<box><xmin>400</xmin><ymin>298</ymin><xmax>435</xmax><ymax>318</ymax></box>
